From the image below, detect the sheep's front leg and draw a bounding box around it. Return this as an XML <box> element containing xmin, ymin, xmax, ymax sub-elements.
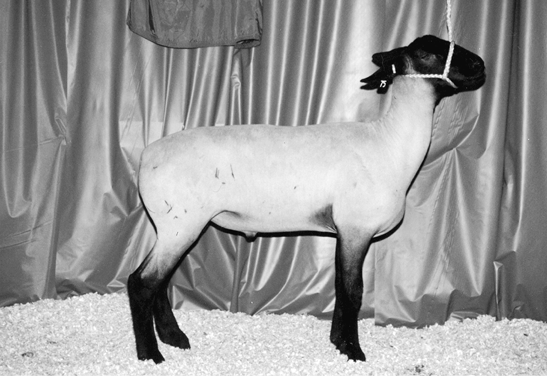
<box><xmin>330</xmin><ymin>230</ymin><xmax>370</xmax><ymax>362</ymax></box>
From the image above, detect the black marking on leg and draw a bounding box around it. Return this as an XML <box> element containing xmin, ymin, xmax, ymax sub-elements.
<box><xmin>329</xmin><ymin>232</ymin><xmax>370</xmax><ymax>362</ymax></box>
<box><xmin>127</xmin><ymin>271</ymin><xmax>165</xmax><ymax>363</ymax></box>
<box><xmin>230</xmin><ymin>164</ymin><xmax>235</xmax><ymax>179</ymax></box>
<box><xmin>153</xmin><ymin>279</ymin><xmax>191</xmax><ymax>350</ymax></box>
<box><xmin>215</xmin><ymin>168</ymin><xmax>219</xmax><ymax>179</ymax></box>
<box><xmin>164</xmin><ymin>200</ymin><xmax>173</xmax><ymax>213</ymax></box>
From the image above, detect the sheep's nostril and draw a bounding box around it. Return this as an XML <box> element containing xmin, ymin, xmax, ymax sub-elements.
<box><xmin>470</xmin><ymin>58</ymin><xmax>484</xmax><ymax>70</ymax></box>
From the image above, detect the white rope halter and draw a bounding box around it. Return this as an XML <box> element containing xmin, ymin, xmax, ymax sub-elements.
<box><xmin>404</xmin><ymin>0</ymin><xmax>457</xmax><ymax>88</ymax></box>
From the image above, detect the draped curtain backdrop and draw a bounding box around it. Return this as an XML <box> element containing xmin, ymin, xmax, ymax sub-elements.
<box><xmin>1</xmin><ymin>0</ymin><xmax>546</xmax><ymax>328</ymax></box>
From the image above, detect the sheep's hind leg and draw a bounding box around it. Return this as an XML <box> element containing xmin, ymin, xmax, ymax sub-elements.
<box><xmin>153</xmin><ymin>277</ymin><xmax>190</xmax><ymax>349</ymax></box>
<box><xmin>330</xmin><ymin>230</ymin><xmax>371</xmax><ymax>362</ymax></box>
<box><xmin>127</xmin><ymin>256</ymin><xmax>165</xmax><ymax>364</ymax></box>
<box><xmin>128</xmin><ymin>230</ymin><xmax>199</xmax><ymax>363</ymax></box>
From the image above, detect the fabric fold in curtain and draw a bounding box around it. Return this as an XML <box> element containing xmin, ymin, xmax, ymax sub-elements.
<box><xmin>496</xmin><ymin>1</ymin><xmax>547</xmax><ymax>320</ymax></box>
<box><xmin>127</xmin><ymin>0</ymin><xmax>263</xmax><ymax>49</ymax></box>
<box><xmin>0</xmin><ymin>0</ymin><xmax>67</xmax><ymax>306</ymax></box>
<box><xmin>2</xmin><ymin>0</ymin><xmax>547</xmax><ymax>329</ymax></box>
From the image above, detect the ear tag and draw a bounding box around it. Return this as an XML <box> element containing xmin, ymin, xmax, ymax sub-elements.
<box><xmin>392</xmin><ymin>64</ymin><xmax>397</xmax><ymax>74</ymax></box>
<box><xmin>377</xmin><ymin>77</ymin><xmax>392</xmax><ymax>94</ymax></box>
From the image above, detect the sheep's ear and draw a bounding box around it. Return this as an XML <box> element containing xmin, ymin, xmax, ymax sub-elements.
<box><xmin>360</xmin><ymin>70</ymin><xmax>393</xmax><ymax>94</ymax></box>
<box><xmin>361</xmin><ymin>46</ymin><xmax>407</xmax><ymax>94</ymax></box>
<box><xmin>371</xmin><ymin>46</ymin><xmax>407</xmax><ymax>68</ymax></box>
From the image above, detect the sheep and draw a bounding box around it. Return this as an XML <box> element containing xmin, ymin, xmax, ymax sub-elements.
<box><xmin>127</xmin><ymin>34</ymin><xmax>486</xmax><ymax>364</ymax></box>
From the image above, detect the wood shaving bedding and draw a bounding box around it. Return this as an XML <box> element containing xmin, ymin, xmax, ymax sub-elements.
<box><xmin>1</xmin><ymin>293</ymin><xmax>546</xmax><ymax>375</ymax></box>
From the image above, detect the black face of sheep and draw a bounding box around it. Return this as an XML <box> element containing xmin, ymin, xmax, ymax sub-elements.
<box><xmin>361</xmin><ymin>35</ymin><xmax>486</xmax><ymax>102</ymax></box>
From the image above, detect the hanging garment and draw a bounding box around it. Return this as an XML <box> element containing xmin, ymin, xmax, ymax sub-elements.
<box><xmin>127</xmin><ymin>0</ymin><xmax>263</xmax><ymax>48</ymax></box>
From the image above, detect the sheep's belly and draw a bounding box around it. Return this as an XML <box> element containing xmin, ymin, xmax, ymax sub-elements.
<box><xmin>211</xmin><ymin>208</ymin><xmax>336</xmax><ymax>237</ymax></box>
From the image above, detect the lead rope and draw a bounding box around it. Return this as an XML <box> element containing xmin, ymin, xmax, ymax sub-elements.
<box><xmin>403</xmin><ymin>0</ymin><xmax>457</xmax><ymax>88</ymax></box>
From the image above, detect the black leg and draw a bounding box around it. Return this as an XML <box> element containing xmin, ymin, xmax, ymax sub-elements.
<box><xmin>127</xmin><ymin>233</ymin><xmax>196</xmax><ymax>364</ymax></box>
<box><xmin>330</xmin><ymin>232</ymin><xmax>370</xmax><ymax>362</ymax></box>
<box><xmin>127</xmin><ymin>267</ymin><xmax>165</xmax><ymax>364</ymax></box>
<box><xmin>153</xmin><ymin>278</ymin><xmax>191</xmax><ymax>349</ymax></box>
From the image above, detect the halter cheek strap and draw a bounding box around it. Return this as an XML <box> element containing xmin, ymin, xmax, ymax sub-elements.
<box><xmin>404</xmin><ymin>41</ymin><xmax>457</xmax><ymax>88</ymax></box>
<box><xmin>403</xmin><ymin>0</ymin><xmax>458</xmax><ymax>89</ymax></box>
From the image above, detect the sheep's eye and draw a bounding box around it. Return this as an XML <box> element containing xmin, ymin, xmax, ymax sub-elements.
<box><xmin>415</xmin><ymin>49</ymin><xmax>429</xmax><ymax>59</ymax></box>
<box><xmin>417</xmin><ymin>51</ymin><xmax>441</xmax><ymax>64</ymax></box>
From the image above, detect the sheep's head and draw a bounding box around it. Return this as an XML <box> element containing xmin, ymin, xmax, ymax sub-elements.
<box><xmin>361</xmin><ymin>35</ymin><xmax>486</xmax><ymax>102</ymax></box>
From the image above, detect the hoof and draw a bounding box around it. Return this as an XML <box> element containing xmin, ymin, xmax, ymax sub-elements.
<box><xmin>158</xmin><ymin>328</ymin><xmax>191</xmax><ymax>350</ymax></box>
<box><xmin>335</xmin><ymin>341</ymin><xmax>366</xmax><ymax>362</ymax></box>
<box><xmin>138</xmin><ymin>349</ymin><xmax>165</xmax><ymax>364</ymax></box>
<box><xmin>165</xmin><ymin>332</ymin><xmax>191</xmax><ymax>350</ymax></box>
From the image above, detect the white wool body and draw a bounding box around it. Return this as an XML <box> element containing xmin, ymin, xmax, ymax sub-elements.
<box><xmin>138</xmin><ymin>76</ymin><xmax>435</xmax><ymax>255</ymax></box>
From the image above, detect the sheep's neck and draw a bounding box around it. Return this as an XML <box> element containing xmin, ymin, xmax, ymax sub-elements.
<box><xmin>378</xmin><ymin>77</ymin><xmax>437</xmax><ymax>181</ymax></box>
